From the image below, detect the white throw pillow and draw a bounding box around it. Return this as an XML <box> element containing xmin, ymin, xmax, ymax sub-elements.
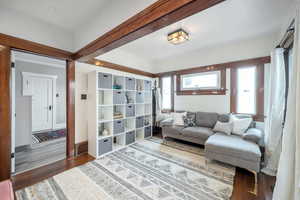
<box><xmin>230</xmin><ymin>115</ymin><xmax>253</xmax><ymax>135</ymax></box>
<box><xmin>213</xmin><ymin>121</ymin><xmax>233</xmax><ymax>135</ymax></box>
<box><xmin>171</xmin><ymin>112</ymin><xmax>186</xmax><ymax>126</ymax></box>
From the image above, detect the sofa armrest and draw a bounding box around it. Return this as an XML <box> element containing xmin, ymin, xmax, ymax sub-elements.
<box><xmin>243</xmin><ymin>128</ymin><xmax>264</xmax><ymax>146</ymax></box>
<box><xmin>160</xmin><ymin>118</ymin><xmax>174</xmax><ymax>127</ymax></box>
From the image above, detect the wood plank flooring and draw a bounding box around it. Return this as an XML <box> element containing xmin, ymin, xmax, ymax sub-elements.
<box><xmin>14</xmin><ymin>138</ymin><xmax>66</xmax><ymax>174</ymax></box>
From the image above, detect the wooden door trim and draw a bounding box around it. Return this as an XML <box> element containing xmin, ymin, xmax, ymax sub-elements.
<box><xmin>0</xmin><ymin>33</ymin><xmax>73</xmax><ymax>60</ymax></box>
<box><xmin>0</xmin><ymin>46</ymin><xmax>11</xmax><ymax>181</ymax></box>
<box><xmin>73</xmin><ymin>0</ymin><xmax>226</xmax><ymax>61</ymax></box>
<box><xmin>66</xmin><ymin>60</ymin><xmax>75</xmax><ymax>158</ymax></box>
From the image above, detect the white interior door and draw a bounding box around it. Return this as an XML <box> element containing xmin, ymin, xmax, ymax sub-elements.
<box><xmin>32</xmin><ymin>77</ymin><xmax>53</xmax><ymax>132</ymax></box>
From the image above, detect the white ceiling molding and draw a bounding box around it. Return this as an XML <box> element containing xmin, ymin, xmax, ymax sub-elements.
<box><xmin>13</xmin><ymin>51</ymin><xmax>66</xmax><ymax>69</ymax></box>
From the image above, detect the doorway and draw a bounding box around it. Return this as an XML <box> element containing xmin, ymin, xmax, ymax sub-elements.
<box><xmin>11</xmin><ymin>51</ymin><xmax>67</xmax><ymax>174</ymax></box>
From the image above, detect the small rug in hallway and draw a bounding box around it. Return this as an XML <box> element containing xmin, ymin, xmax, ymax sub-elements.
<box><xmin>32</xmin><ymin>129</ymin><xmax>66</xmax><ymax>144</ymax></box>
<box><xmin>16</xmin><ymin>138</ymin><xmax>235</xmax><ymax>200</ymax></box>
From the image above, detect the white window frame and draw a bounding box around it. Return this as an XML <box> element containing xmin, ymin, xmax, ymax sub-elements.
<box><xmin>180</xmin><ymin>71</ymin><xmax>221</xmax><ymax>91</ymax></box>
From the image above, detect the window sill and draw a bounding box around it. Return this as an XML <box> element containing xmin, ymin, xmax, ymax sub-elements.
<box><xmin>176</xmin><ymin>89</ymin><xmax>226</xmax><ymax>96</ymax></box>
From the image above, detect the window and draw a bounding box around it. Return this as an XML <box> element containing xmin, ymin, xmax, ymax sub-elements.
<box><xmin>161</xmin><ymin>76</ymin><xmax>173</xmax><ymax>111</ymax></box>
<box><xmin>236</xmin><ymin>67</ymin><xmax>257</xmax><ymax>114</ymax></box>
<box><xmin>181</xmin><ymin>71</ymin><xmax>220</xmax><ymax>90</ymax></box>
<box><xmin>176</xmin><ymin>69</ymin><xmax>226</xmax><ymax>95</ymax></box>
<box><xmin>231</xmin><ymin>65</ymin><xmax>264</xmax><ymax>121</ymax></box>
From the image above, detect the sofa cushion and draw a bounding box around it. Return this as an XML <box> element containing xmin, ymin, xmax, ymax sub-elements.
<box><xmin>162</xmin><ymin>125</ymin><xmax>185</xmax><ymax>137</ymax></box>
<box><xmin>181</xmin><ymin>126</ymin><xmax>214</xmax><ymax>140</ymax></box>
<box><xmin>218</xmin><ymin>114</ymin><xmax>230</xmax><ymax>122</ymax></box>
<box><xmin>205</xmin><ymin>133</ymin><xmax>261</xmax><ymax>162</ymax></box>
<box><xmin>195</xmin><ymin>112</ymin><xmax>219</xmax><ymax>128</ymax></box>
<box><xmin>243</xmin><ymin>128</ymin><xmax>263</xmax><ymax>144</ymax></box>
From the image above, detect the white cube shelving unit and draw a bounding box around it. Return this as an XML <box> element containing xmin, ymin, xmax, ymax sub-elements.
<box><xmin>88</xmin><ymin>71</ymin><xmax>153</xmax><ymax>158</ymax></box>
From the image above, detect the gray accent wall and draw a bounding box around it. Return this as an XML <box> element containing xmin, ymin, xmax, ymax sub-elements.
<box><xmin>15</xmin><ymin>60</ymin><xmax>66</xmax><ymax>147</ymax></box>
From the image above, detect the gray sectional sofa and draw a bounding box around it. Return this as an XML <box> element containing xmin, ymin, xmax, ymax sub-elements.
<box><xmin>160</xmin><ymin>111</ymin><xmax>264</xmax><ymax>174</ymax></box>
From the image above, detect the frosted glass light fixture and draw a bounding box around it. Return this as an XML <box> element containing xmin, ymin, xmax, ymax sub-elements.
<box><xmin>167</xmin><ymin>29</ymin><xmax>189</xmax><ymax>45</ymax></box>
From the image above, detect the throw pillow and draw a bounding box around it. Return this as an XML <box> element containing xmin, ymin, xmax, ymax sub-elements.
<box><xmin>213</xmin><ymin>121</ymin><xmax>233</xmax><ymax>135</ymax></box>
<box><xmin>230</xmin><ymin>115</ymin><xmax>253</xmax><ymax>135</ymax></box>
<box><xmin>242</xmin><ymin>128</ymin><xmax>263</xmax><ymax>144</ymax></box>
<box><xmin>183</xmin><ymin>115</ymin><xmax>196</xmax><ymax>127</ymax></box>
<box><xmin>171</xmin><ymin>112</ymin><xmax>186</xmax><ymax>126</ymax></box>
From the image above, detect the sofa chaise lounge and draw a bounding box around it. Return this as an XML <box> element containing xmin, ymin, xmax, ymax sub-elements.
<box><xmin>160</xmin><ymin>111</ymin><xmax>264</xmax><ymax>194</ymax></box>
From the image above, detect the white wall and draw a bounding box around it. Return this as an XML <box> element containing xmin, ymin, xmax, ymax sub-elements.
<box><xmin>75</xmin><ymin>62</ymin><xmax>153</xmax><ymax>143</ymax></box>
<box><xmin>97</xmin><ymin>49</ymin><xmax>154</xmax><ymax>73</ymax></box>
<box><xmin>153</xmin><ymin>32</ymin><xmax>277</xmax><ymax>73</ymax></box>
<box><xmin>73</xmin><ymin>0</ymin><xmax>156</xmax><ymax>51</ymax></box>
<box><xmin>0</xmin><ymin>8</ymin><xmax>73</xmax><ymax>51</ymax></box>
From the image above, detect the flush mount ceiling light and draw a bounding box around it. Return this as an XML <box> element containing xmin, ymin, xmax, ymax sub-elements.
<box><xmin>167</xmin><ymin>29</ymin><xmax>189</xmax><ymax>45</ymax></box>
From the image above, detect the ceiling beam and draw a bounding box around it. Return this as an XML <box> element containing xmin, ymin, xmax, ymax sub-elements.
<box><xmin>73</xmin><ymin>0</ymin><xmax>226</xmax><ymax>61</ymax></box>
<box><xmin>0</xmin><ymin>33</ymin><xmax>73</xmax><ymax>60</ymax></box>
<box><xmin>87</xmin><ymin>59</ymin><xmax>156</xmax><ymax>78</ymax></box>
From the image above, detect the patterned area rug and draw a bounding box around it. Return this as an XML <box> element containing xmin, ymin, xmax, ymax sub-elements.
<box><xmin>16</xmin><ymin>138</ymin><xmax>235</xmax><ymax>200</ymax></box>
<box><xmin>32</xmin><ymin>129</ymin><xmax>66</xmax><ymax>144</ymax></box>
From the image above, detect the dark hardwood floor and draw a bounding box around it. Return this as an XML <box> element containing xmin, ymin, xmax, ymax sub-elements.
<box><xmin>12</xmin><ymin>135</ymin><xmax>276</xmax><ymax>200</ymax></box>
<box><xmin>12</xmin><ymin>153</ymin><xmax>94</xmax><ymax>190</ymax></box>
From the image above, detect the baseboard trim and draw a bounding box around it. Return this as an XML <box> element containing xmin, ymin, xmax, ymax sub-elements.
<box><xmin>55</xmin><ymin>123</ymin><xmax>66</xmax><ymax>130</ymax></box>
<box><xmin>75</xmin><ymin>141</ymin><xmax>88</xmax><ymax>156</ymax></box>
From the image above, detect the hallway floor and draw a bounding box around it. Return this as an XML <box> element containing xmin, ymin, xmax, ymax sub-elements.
<box><xmin>14</xmin><ymin>137</ymin><xmax>66</xmax><ymax>174</ymax></box>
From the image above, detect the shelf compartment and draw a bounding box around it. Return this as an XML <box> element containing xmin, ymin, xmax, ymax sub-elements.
<box><xmin>113</xmin><ymin>105</ymin><xmax>125</xmax><ymax>119</ymax></box>
<box><xmin>113</xmin><ymin>134</ymin><xmax>125</xmax><ymax>150</ymax></box>
<box><xmin>113</xmin><ymin>90</ymin><xmax>125</xmax><ymax>104</ymax></box>
<box><xmin>126</xmin><ymin>131</ymin><xmax>135</xmax><ymax>145</ymax></box>
<box><xmin>98</xmin><ymin>90</ymin><xmax>113</xmax><ymax>105</ymax></box>
<box><xmin>98</xmin><ymin>106</ymin><xmax>113</xmax><ymax>122</ymax></box>
<box><xmin>144</xmin><ymin>92</ymin><xmax>152</xmax><ymax>103</ymax></box>
<box><xmin>136</xmin><ymin>104</ymin><xmax>145</xmax><ymax>116</ymax></box>
<box><xmin>98</xmin><ymin>137</ymin><xmax>112</xmax><ymax>156</ymax></box>
<box><xmin>98</xmin><ymin>72</ymin><xmax>112</xmax><ymax>89</ymax></box>
<box><xmin>136</xmin><ymin>116</ymin><xmax>144</xmax><ymax>129</ymax></box>
<box><xmin>125</xmin><ymin>104</ymin><xmax>135</xmax><ymax>117</ymax></box>
<box><xmin>144</xmin><ymin>104</ymin><xmax>152</xmax><ymax>115</ymax></box>
<box><xmin>113</xmin><ymin>119</ymin><xmax>125</xmax><ymax>135</ymax></box>
<box><xmin>136</xmin><ymin>129</ymin><xmax>144</xmax><ymax>141</ymax></box>
<box><xmin>144</xmin><ymin>115</ymin><xmax>152</xmax><ymax>127</ymax></box>
<box><xmin>125</xmin><ymin>118</ymin><xmax>135</xmax><ymax>132</ymax></box>
<box><xmin>144</xmin><ymin>126</ymin><xmax>152</xmax><ymax>138</ymax></box>
<box><xmin>125</xmin><ymin>77</ymin><xmax>136</xmax><ymax>90</ymax></box>
<box><xmin>98</xmin><ymin>122</ymin><xmax>113</xmax><ymax>138</ymax></box>
<box><xmin>144</xmin><ymin>80</ymin><xmax>152</xmax><ymax>91</ymax></box>
<box><xmin>136</xmin><ymin>79</ymin><xmax>144</xmax><ymax>91</ymax></box>
<box><xmin>136</xmin><ymin>91</ymin><xmax>144</xmax><ymax>103</ymax></box>
<box><xmin>113</xmin><ymin>75</ymin><xmax>125</xmax><ymax>90</ymax></box>
<box><xmin>125</xmin><ymin>91</ymin><xmax>136</xmax><ymax>104</ymax></box>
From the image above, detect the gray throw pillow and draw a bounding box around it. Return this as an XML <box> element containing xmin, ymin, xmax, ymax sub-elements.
<box><xmin>218</xmin><ymin>114</ymin><xmax>230</xmax><ymax>122</ymax></box>
<box><xmin>242</xmin><ymin>128</ymin><xmax>263</xmax><ymax>144</ymax></box>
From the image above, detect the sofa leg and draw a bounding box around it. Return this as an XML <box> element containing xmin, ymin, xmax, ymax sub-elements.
<box><xmin>248</xmin><ymin>170</ymin><xmax>258</xmax><ymax>196</ymax></box>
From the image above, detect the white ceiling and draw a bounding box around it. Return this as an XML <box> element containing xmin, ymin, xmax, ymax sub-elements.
<box><xmin>0</xmin><ymin>0</ymin><xmax>108</xmax><ymax>31</ymax></box>
<box><xmin>97</xmin><ymin>0</ymin><xmax>295</xmax><ymax>71</ymax></box>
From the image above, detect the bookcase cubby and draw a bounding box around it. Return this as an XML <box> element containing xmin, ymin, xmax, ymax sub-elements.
<box><xmin>88</xmin><ymin>71</ymin><xmax>153</xmax><ymax>158</ymax></box>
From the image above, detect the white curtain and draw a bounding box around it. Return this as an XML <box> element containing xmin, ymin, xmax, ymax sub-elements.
<box><xmin>262</xmin><ymin>48</ymin><xmax>286</xmax><ymax>176</ymax></box>
<box><xmin>273</xmin><ymin>4</ymin><xmax>300</xmax><ymax>200</ymax></box>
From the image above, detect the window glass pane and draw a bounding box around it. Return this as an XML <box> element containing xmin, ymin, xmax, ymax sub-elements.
<box><xmin>237</xmin><ymin>67</ymin><xmax>256</xmax><ymax>114</ymax></box>
<box><xmin>181</xmin><ymin>71</ymin><xmax>220</xmax><ymax>90</ymax></box>
<box><xmin>162</xmin><ymin>77</ymin><xmax>171</xmax><ymax>110</ymax></box>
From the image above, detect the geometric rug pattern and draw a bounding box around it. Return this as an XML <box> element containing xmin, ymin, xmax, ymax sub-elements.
<box><xmin>16</xmin><ymin>138</ymin><xmax>235</xmax><ymax>200</ymax></box>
